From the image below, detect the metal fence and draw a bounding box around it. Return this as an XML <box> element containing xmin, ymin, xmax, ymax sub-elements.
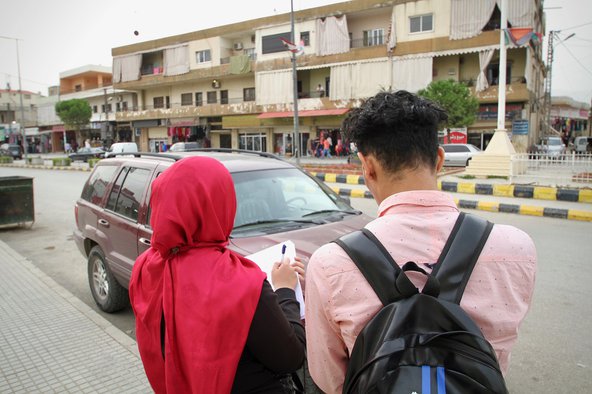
<box><xmin>511</xmin><ymin>153</ymin><xmax>592</xmax><ymax>187</ymax></box>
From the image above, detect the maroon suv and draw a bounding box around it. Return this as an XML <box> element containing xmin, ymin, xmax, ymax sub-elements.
<box><xmin>74</xmin><ymin>150</ymin><xmax>371</xmax><ymax>312</ymax></box>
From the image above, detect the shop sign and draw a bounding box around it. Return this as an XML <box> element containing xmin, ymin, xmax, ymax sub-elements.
<box><xmin>512</xmin><ymin>119</ymin><xmax>529</xmax><ymax>135</ymax></box>
<box><xmin>448</xmin><ymin>127</ymin><xmax>468</xmax><ymax>143</ymax></box>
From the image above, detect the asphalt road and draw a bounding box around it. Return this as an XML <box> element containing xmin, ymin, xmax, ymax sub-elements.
<box><xmin>0</xmin><ymin>166</ymin><xmax>591</xmax><ymax>393</ymax></box>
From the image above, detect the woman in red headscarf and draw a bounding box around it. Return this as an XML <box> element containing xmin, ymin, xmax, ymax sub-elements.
<box><xmin>129</xmin><ymin>156</ymin><xmax>305</xmax><ymax>393</ymax></box>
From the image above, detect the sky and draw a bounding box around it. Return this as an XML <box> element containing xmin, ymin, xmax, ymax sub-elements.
<box><xmin>1</xmin><ymin>0</ymin><xmax>591</xmax><ymax>105</ymax></box>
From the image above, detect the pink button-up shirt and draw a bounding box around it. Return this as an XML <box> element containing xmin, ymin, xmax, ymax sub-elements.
<box><xmin>305</xmin><ymin>191</ymin><xmax>537</xmax><ymax>394</ymax></box>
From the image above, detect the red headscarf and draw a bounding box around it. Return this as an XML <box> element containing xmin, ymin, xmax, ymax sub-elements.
<box><xmin>129</xmin><ymin>156</ymin><xmax>266</xmax><ymax>393</ymax></box>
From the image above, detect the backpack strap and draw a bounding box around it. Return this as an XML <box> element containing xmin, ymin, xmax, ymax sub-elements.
<box><xmin>334</xmin><ymin>228</ymin><xmax>402</xmax><ymax>306</ymax></box>
<box><xmin>431</xmin><ymin>212</ymin><xmax>494</xmax><ymax>304</ymax></box>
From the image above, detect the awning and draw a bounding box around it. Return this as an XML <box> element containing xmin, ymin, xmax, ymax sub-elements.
<box><xmin>257</xmin><ymin>108</ymin><xmax>349</xmax><ymax>119</ymax></box>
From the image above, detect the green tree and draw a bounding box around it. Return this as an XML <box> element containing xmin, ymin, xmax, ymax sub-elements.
<box><xmin>418</xmin><ymin>79</ymin><xmax>479</xmax><ymax>128</ymax></box>
<box><xmin>55</xmin><ymin>99</ymin><xmax>92</xmax><ymax>133</ymax></box>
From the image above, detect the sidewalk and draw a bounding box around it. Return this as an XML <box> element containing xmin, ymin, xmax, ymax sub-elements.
<box><xmin>0</xmin><ymin>239</ymin><xmax>150</xmax><ymax>393</ymax></box>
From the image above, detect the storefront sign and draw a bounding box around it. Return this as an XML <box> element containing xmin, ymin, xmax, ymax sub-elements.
<box><xmin>448</xmin><ymin>127</ymin><xmax>468</xmax><ymax>143</ymax></box>
<box><xmin>512</xmin><ymin>119</ymin><xmax>529</xmax><ymax>135</ymax></box>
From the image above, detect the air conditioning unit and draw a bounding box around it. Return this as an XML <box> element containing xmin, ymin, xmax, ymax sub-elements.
<box><xmin>233</xmin><ymin>42</ymin><xmax>243</xmax><ymax>50</ymax></box>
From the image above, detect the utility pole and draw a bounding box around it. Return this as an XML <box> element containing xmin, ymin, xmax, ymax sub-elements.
<box><xmin>544</xmin><ymin>31</ymin><xmax>555</xmax><ymax>136</ymax></box>
<box><xmin>0</xmin><ymin>35</ymin><xmax>27</xmax><ymax>162</ymax></box>
<box><xmin>544</xmin><ymin>31</ymin><xmax>575</xmax><ymax>136</ymax></box>
<box><xmin>290</xmin><ymin>0</ymin><xmax>300</xmax><ymax>165</ymax></box>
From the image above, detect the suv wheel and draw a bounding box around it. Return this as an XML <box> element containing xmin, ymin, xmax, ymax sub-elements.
<box><xmin>88</xmin><ymin>246</ymin><xmax>129</xmax><ymax>312</ymax></box>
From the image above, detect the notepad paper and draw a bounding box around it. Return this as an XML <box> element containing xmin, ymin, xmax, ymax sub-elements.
<box><xmin>245</xmin><ymin>241</ymin><xmax>305</xmax><ymax>320</ymax></box>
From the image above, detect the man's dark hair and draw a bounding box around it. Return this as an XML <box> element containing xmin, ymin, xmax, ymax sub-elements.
<box><xmin>342</xmin><ymin>90</ymin><xmax>448</xmax><ymax>174</ymax></box>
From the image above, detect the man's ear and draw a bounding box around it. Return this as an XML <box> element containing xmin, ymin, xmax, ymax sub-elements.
<box><xmin>357</xmin><ymin>152</ymin><xmax>377</xmax><ymax>181</ymax></box>
<box><xmin>436</xmin><ymin>146</ymin><xmax>445</xmax><ymax>172</ymax></box>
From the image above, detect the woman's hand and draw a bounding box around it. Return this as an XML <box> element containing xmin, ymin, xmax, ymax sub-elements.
<box><xmin>272</xmin><ymin>257</ymin><xmax>305</xmax><ymax>290</ymax></box>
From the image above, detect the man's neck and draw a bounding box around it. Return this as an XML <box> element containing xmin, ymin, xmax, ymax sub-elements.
<box><xmin>373</xmin><ymin>166</ymin><xmax>439</xmax><ymax>205</ymax></box>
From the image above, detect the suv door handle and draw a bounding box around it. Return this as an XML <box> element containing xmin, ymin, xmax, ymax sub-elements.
<box><xmin>98</xmin><ymin>219</ymin><xmax>109</xmax><ymax>227</ymax></box>
<box><xmin>139</xmin><ymin>237</ymin><xmax>151</xmax><ymax>246</ymax></box>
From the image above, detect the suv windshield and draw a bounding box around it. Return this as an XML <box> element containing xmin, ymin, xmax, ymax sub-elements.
<box><xmin>231</xmin><ymin>168</ymin><xmax>355</xmax><ymax>235</ymax></box>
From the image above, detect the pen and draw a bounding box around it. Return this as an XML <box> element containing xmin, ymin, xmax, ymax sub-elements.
<box><xmin>280</xmin><ymin>244</ymin><xmax>287</xmax><ymax>264</ymax></box>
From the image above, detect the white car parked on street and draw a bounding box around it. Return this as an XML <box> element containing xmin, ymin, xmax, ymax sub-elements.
<box><xmin>441</xmin><ymin>144</ymin><xmax>482</xmax><ymax>167</ymax></box>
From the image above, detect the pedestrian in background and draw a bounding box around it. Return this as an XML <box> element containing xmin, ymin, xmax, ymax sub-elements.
<box><xmin>129</xmin><ymin>156</ymin><xmax>306</xmax><ymax>393</ymax></box>
<box><xmin>305</xmin><ymin>90</ymin><xmax>537</xmax><ymax>393</ymax></box>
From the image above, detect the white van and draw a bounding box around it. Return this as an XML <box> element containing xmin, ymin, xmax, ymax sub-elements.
<box><xmin>105</xmin><ymin>142</ymin><xmax>138</xmax><ymax>158</ymax></box>
<box><xmin>574</xmin><ymin>136</ymin><xmax>591</xmax><ymax>154</ymax></box>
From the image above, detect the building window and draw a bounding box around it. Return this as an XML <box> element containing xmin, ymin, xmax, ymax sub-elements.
<box><xmin>106</xmin><ymin>103</ymin><xmax>112</xmax><ymax>112</ymax></box>
<box><xmin>262</xmin><ymin>32</ymin><xmax>291</xmax><ymax>54</ymax></box>
<box><xmin>24</xmin><ymin>94</ymin><xmax>31</xmax><ymax>100</ymax></box>
<box><xmin>410</xmin><ymin>14</ymin><xmax>433</xmax><ymax>33</ymax></box>
<box><xmin>116</xmin><ymin>102</ymin><xmax>121</xmax><ymax>112</ymax></box>
<box><xmin>220</xmin><ymin>90</ymin><xmax>229</xmax><ymax>104</ymax></box>
<box><xmin>207</xmin><ymin>91</ymin><xmax>217</xmax><ymax>104</ymax></box>
<box><xmin>153</xmin><ymin>96</ymin><xmax>164</xmax><ymax>109</ymax></box>
<box><xmin>239</xmin><ymin>133</ymin><xmax>267</xmax><ymax>152</ymax></box>
<box><xmin>244</xmin><ymin>48</ymin><xmax>257</xmax><ymax>60</ymax></box>
<box><xmin>181</xmin><ymin>93</ymin><xmax>193</xmax><ymax>106</ymax></box>
<box><xmin>122</xmin><ymin>101</ymin><xmax>128</xmax><ymax>111</ymax></box>
<box><xmin>300</xmin><ymin>31</ymin><xmax>310</xmax><ymax>46</ymax></box>
<box><xmin>363</xmin><ymin>29</ymin><xmax>384</xmax><ymax>46</ymax></box>
<box><xmin>92</xmin><ymin>105</ymin><xmax>98</xmax><ymax>113</ymax></box>
<box><xmin>195</xmin><ymin>92</ymin><xmax>203</xmax><ymax>106</ymax></box>
<box><xmin>75</xmin><ymin>84</ymin><xmax>82</xmax><ymax>92</ymax></box>
<box><xmin>487</xmin><ymin>63</ymin><xmax>512</xmax><ymax>86</ymax></box>
<box><xmin>101</xmin><ymin>104</ymin><xmax>106</xmax><ymax>113</ymax></box>
<box><xmin>196</xmin><ymin>50</ymin><xmax>211</xmax><ymax>63</ymax></box>
<box><xmin>243</xmin><ymin>87</ymin><xmax>255</xmax><ymax>102</ymax></box>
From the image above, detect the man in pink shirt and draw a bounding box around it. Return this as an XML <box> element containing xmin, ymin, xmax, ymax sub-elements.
<box><xmin>304</xmin><ymin>90</ymin><xmax>537</xmax><ymax>394</ymax></box>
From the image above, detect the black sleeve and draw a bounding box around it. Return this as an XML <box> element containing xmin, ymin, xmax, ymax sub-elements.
<box><xmin>245</xmin><ymin>279</ymin><xmax>305</xmax><ymax>374</ymax></box>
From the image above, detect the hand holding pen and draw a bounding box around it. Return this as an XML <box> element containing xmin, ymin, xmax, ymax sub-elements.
<box><xmin>272</xmin><ymin>244</ymin><xmax>305</xmax><ymax>290</ymax></box>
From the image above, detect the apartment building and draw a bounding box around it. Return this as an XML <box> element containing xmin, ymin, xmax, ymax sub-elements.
<box><xmin>112</xmin><ymin>0</ymin><xmax>545</xmax><ymax>154</ymax></box>
<box><xmin>0</xmin><ymin>88</ymin><xmax>42</xmax><ymax>150</ymax></box>
<box><xmin>56</xmin><ymin>65</ymin><xmax>138</xmax><ymax>151</ymax></box>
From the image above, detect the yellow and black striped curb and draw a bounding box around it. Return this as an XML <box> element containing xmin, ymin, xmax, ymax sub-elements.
<box><xmin>330</xmin><ymin>186</ymin><xmax>592</xmax><ymax>222</ymax></box>
<box><xmin>453</xmin><ymin>198</ymin><xmax>592</xmax><ymax>222</ymax></box>
<box><xmin>439</xmin><ymin>181</ymin><xmax>592</xmax><ymax>204</ymax></box>
<box><xmin>311</xmin><ymin>172</ymin><xmax>592</xmax><ymax>203</ymax></box>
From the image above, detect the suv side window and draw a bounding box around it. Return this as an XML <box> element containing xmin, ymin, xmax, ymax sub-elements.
<box><xmin>106</xmin><ymin>166</ymin><xmax>151</xmax><ymax>221</ymax></box>
<box><xmin>81</xmin><ymin>165</ymin><xmax>118</xmax><ymax>205</ymax></box>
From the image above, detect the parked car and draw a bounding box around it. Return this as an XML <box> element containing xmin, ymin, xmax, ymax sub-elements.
<box><xmin>68</xmin><ymin>147</ymin><xmax>106</xmax><ymax>162</ymax></box>
<box><xmin>536</xmin><ymin>136</ymin><xmax>565</xmax><ymax>158</ymax></box>
<box><xmin>74</xmin><ymin>149</ymin><xmax>371</xmax><ymax>312</ymax></box>
<box><xmin>104</xmin><ymin>142</ymin><xmax>138</xmax><ymax>158</ymax></box>
<box><xmin>169</xmin><ymin>141</ymin><xmax>202</xmax><ymax>152</ymax></box>
<box><xmin>574</xmin><ymin>136</ymin><xmax>592</xmax><ymax>154</ymax></box>
<box><xmin>0</xmin><ymin>143</ymin><xmax>23</xmax><ymax>160</ymax></box>
<box><xmin>441</xmin><ymin>143</ymin><xmax>482</xmax><ymax>167</ymax></box>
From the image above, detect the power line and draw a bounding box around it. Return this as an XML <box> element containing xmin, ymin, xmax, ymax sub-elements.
<box><xmin>557</xmin><ymin>39</ymin><xmax>592</xmax><ymax>79</ymax></box>
<box><xmin>561</xmin><ymin>21</ymin><xmax>592</xmax><ymax>31</ymax></box>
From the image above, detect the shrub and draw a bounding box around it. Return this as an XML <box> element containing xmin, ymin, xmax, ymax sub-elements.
<box><xmin>52</xmin><ymin>157</ymin><xmax>71</xmax><ymax>166</ymax></box>
<box><xmin>88</xmin><ymin>158</ymin><xmax>101</xmax><ymax>168</ymax></box>
<box><xmin>0</xmin><ymin>156</ymin><xmax>13</xmax><ymax>164</ymax></box>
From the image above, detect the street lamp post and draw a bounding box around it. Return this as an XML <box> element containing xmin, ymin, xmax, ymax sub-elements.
<box><xmin>290</xmin><ymin>0</ymin><xmax>300</xmax><ymax>165</ymax></box>
<box><xmin>0</xmin><ymin>35</ymin><xmax>27</xmax><ymax>162</ymax></box>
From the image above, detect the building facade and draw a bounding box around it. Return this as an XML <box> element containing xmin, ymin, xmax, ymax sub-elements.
<box><xmin>57</xmin><ymin>65</ymin><xmax>137</xmax><ymax>151</ymax></box>
<box><xmin>0</xmin><ymin>88</ymin><xmax>42</xmax><ymax>151</ymax></box>
<box><xmin>111</xmin><ymin>0</ymin><xmax>545</xmax><ymax>154</ymax></box>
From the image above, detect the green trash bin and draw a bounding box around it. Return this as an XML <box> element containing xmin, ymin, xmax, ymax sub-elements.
<box><xmin>0</xmin><ymin>176</ymin><xmax>35</xmax><ymax>227</ymax></box>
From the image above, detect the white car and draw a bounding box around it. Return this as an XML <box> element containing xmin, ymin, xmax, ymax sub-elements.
<box><xmin>441</xmin><ymin>144</ymin><xmax>482</xmax><ymax>167</ymax></box>
<box><xmin>536</xmin><ymin>137</ymin><xmax>565</xmax><ymax>158</ymax></box>
<box><xmin>105</xmin><ymin>142</ymin><xmax>138</xmax><ymax>158</ymax></box>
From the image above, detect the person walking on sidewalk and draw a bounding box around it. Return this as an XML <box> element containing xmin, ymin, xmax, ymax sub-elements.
<box><xmin>129</xmin><ymin>156</ymin><xmax>306</xmax><ymax>393</ymax></box>
<box><xmin>304</xmin><ymin>90</ymin><xmax>537</xmax><ymax>393</ymax></box>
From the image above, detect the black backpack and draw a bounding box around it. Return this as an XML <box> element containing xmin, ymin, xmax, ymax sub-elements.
<box><xmin>334</xmin><ymin>212</ymin><xmax>508</xmax><ymax>394</ymax></box>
